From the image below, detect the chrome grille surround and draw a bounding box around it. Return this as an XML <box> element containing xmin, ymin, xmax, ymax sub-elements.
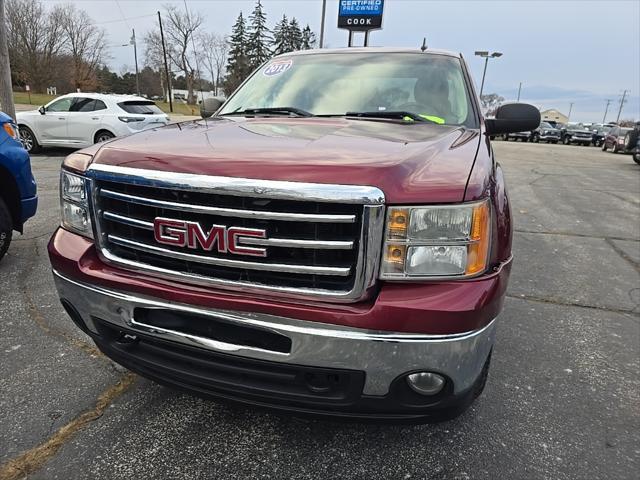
<box><xmin>86</xmin><ymin>164</ymin><xmax>385</xmax><ymax>303</ymax></box>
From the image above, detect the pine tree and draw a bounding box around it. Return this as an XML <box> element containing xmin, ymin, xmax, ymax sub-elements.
<box><xmin>272</xmin><ymin>14</ymin><xmax>289</xmax><ymax>56</ymax></box>
<box><xmin>247</xmin><ymin>0</ymin><xmax>271</xmax><ymax>70</ymax></box>
<box><xmin>301</xmin><ymin>25</ymin><xmax>316</xmax><ymax>50</ymax></box>
<box><xmin>225</xmin><ymin>12</ymin><xmax>250</xmax><ymax>94</ymax></box>
<box><xmin>289</xmin><ymin>18</ymin><xmax>303</xmax><ymax>51</ymax></box>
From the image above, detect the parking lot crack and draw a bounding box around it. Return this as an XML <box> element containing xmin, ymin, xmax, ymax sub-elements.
<box><xmin>0</xmin><ymin>373</ymin><xmax>136</xmax><ymax>480</ymax></box>
<box><xmin>17</xmin><ymin>239</ymin><xmax>104</xmax><ymax>359</ymax></box>
<box><xmin>604</xmin><ymin>238</ymin><xmax>640</xmax><ymax>273</ymax></box>
<box><xmin>515</xmin><ymin>229</ymin><xmax>639</xmax><ymax>243</ymax></box>
<box><xmin>507</xmin><ymin>293</ymin><xmax>640</xmax><ymax>319</ymax></box>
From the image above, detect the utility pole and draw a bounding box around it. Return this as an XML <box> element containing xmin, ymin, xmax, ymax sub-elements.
<box><xmin>602</xmin><ymin>99</ymin><xmax>611</xmax><ymax>124</ymax></box>
<box><xmin>132</xmin><ymin>29</ymin><xmax>140</xmax><ymax>96</ymax></box>
<box><xmin>319</xmin><ymin>0</ymin><xmax>327</xmax><ymax>48</ymax></box>
<box><xmin>616</xmin><ymin>90</ymin><xmax>628</xmax><ymax>124</ymax></box>
<box><xmin>568</xmin><ymin>102</ymin><xmax>574</xmax><ymax>120</ymax></box>
<box><xmin>158</xmin><ymin>11</ymin><xmax>173</xmax><ymax>113</ymax></box>
<box><xmin>0</xmin><ymin>0</ymin><xmax>16</xmax><ymax>120</ymax></box>
<box><xmin>517</xmin><ymin>82</ymin><xmax>522</xmax><ymax>101</ymax></box>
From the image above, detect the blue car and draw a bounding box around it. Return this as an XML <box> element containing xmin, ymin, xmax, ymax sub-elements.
<box><xmin>0</xmin><ymin>111</ymin><xmax>38</xmax><ymax>262</ymax></box>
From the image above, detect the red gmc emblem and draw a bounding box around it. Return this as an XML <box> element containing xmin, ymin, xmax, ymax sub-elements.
<box><xmin>153</xmin><ymin>218</ymin><xmax>267</xmax><ymax>257</ymax></box>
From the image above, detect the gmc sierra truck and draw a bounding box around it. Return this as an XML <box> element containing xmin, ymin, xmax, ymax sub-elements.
<box><xmin>48</xmin><ymin>48</ymin><xmax>539</xmax><ymax>422</ymax></box>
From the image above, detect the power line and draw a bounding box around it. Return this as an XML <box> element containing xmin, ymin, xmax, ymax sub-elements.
<box><xmin>114</xmin><ymin>0</ymin><xmax>131</xmax><ymax>29</ymax></box>
<box><xmin>91</xmin><ymin>13</ymin><xmax>157</xmax><ymax>26</ymax></box>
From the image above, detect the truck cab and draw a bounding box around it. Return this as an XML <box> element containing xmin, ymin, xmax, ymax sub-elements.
<box><xmin>0</xmin><ymin>112</ymin><xmax>38</xmax><ymax>261</ymax></box>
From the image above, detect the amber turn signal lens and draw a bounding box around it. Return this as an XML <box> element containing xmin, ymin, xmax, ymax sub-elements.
<box><xmin>388</xmin><ymin>208</ymin><xmax>408</xmax><ymax>238</ymax></box>
<box><xmin>3</xmin><ymin>123</ymin><xmax>17</xmax><ymax>139</ymax></box>
<box><xmin>466</xmin><ymin>201</ymin><xmax>490</xmax><ymax>275</ymax></box>
<box><xmin>63</xmin><ymin>153</ymin><xmax>93</xmax><ymax>173</ymax></box>
<box><xmin>385</xmin><ymin>244</ymin><xmax>406</xmax><ymax>265</ymax></box>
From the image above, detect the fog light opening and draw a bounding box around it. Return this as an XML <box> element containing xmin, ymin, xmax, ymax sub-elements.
<box><xmin>406</xmin><ymin>372</ymin><xmax>445</xmax><ymax>396</ymax></box>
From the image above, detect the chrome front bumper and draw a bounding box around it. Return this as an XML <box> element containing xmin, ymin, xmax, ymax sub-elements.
<box><xmin>53</xmin><ymin>271</ymin><xmax>496</xmax><ymax>396</ymax></box>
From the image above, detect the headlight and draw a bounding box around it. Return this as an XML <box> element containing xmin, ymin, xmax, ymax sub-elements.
<box><xmin>380</xmin><ymin>200</ymin><xmax>491</xmax><ymax>279</ymax></box>
<box><xmin>60</xmin><ymin>170</ymin><xmax>93</xmax><ymax>238</ymax></box>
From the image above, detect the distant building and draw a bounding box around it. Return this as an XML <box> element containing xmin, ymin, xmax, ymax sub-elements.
<box><xmin>540</xmin><ymin>109</ymin><xmax>569</xmax><ymax>124</ymax></box>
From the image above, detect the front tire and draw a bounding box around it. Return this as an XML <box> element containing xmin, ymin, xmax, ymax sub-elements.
<box><xmin>563</xmin><ymin>136</ymin><xmax>570</xmax><ymax>145</ymax></box>
<box><xmin>0</xmin><ymin>198</ymin><xmax>13</xmax><ymax>262</ymax></box>
<box><xmin>18</xmin><ymin>126</ymin><xmax>40</xmax><ymax>153</ymax></box>
<box><xmin>532</xmin><ymin>134</ymin><xmax>540</xmax><ymax>143</ymax></box>
<box><xmin>94</xmin><ymin>130</ymin><xmax>115</xmax><ymax>144</ymax></box>
<box><xmin>612</xmin><ymin>143</ymin><xmax>619</xmax><ymax>153</ymax></box>
<box><xmin>633</xmin><ymin>153</ymin><xmax>640</xmax><ymax>165</ymax></box>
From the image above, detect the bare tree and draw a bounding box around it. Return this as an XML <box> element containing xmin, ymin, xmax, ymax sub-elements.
<box><xmin>0</xmin><ymin>0</ymin><xmax>16</xmax><ymax>118</ymax></box>
<box><xmin>161</xmin><ymin>4</ymin><xmax>204</xmax><ymax>104</ymax></box>
<box><xmin>199</xmin><ymin>32</ymin><xmax>228</xmax><ymax>96</ymax></box>
<box><xmin>5</xmin><ymin>0</ymin><xmax>65</xmax><ymax>92</ymax></box>
<box><xmin>480</xmin><ymin>93</ymin><xmax>505</xmax><ymax>116</ymax></box>
<box><xmin>58</xmin><ymin>3</ymin><xmax>108</xmax><ymax>91</ymax></box>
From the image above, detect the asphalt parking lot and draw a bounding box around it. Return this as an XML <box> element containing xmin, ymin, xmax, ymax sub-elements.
<box><xmin>1</xmin><ymin>141</ymin><xmax>638</xmax><ymax>480</ymax></box>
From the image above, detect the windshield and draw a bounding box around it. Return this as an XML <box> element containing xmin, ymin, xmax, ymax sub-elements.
<box><xmin>219</xmin><ymin>53</ymin><xmax>476</xmax><ymax>127</ymax></box>
<box><xmin>541</xmin><ymin>122</ymin><xmax>553</xmax><ymax>128</ymax></box>
<box><xmin>118</xmin><ymin>101</ymin><xmax>164</xmax><ymax>115</ymax></box>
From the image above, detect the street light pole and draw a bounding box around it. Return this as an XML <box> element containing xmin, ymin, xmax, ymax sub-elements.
<box><xmin>475</xmin><ymin>51</ymin><xmax>503</xmax><ymax>97</ymax></box>
<box><xmin>132</xmin><ymin>29</ymin><xmax>140</xmax><ymax>96</ymax></box>
<box><xmin>131</xmin><ymin>28</ymin><xmax>140</xmax><ymax>96</ymax></box>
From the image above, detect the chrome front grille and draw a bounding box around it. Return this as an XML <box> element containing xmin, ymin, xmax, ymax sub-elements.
<box><xmin>87</xmin><ymin>165</ymin><xmax>385</xmax><ymax>303</ymax></box>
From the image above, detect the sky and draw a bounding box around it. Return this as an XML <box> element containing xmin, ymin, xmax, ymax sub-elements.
<box><xmin>48</xmin><ymin>0</ymin><xmax>640</xmax><ymax>123</ymax></box>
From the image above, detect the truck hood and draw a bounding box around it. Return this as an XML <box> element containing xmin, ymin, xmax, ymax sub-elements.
<box><xmin>90</xmin><ymin>117</ymin><xmax>481</xmax><ymax>203</ymax></box>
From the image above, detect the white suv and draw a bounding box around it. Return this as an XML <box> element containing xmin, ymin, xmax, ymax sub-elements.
<box><xmin>16</xmin><ymin>93</ymin><xmax>170</xmax><ymax>153</ymax></box>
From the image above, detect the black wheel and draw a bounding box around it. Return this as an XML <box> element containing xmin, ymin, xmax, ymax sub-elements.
<box><xmin>0</xmin><ymin>197</ymin><xmax>13</xmax><ymax>262</ymax></box>
<box><xmin>633</xmin><ymin>153</ymin><xmax>640</xmax><ymax>165</ymax></box>
<box><xmin>562</xmin><ymin>136</ymin><xmax>570</xmax><ymax>145</ymax></box>
<box><xmin>612</xmin><ymin>143</ymin><xmax>619</xmax><ymax>153</ymax></box>
<box><xmin>503</xmin><ymin>135</ymin><xmax>509</xmax><ymax>141</ymax></box>
<box><xmin>532</xmin><ymin>134</ymin><xmax>540</xmax><ymax>143</ymax></box>
<box><xmin>94</xmin><ymin>130</ymin><xmax>115</xmax><ymax>143</ymax></box>
<box><xmin>601</xmin><ymin>142</ymin><xmax>607</xmax><ymax>151</ymax></box>
<box><xmin>18</xmin><ymin>125</ymin><xmax>40</xmax><ymax>153</ymax></box>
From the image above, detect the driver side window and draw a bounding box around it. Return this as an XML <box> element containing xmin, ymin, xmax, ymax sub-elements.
<box><xmin>46</xmin><ymin>98</ymin><xmax>75</xmax><ymax>113</ymax></box>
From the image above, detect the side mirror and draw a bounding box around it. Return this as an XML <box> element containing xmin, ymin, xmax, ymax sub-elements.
<box><xmin>485</xmin><ymin>103</ymin><xmax>540</xmax><ymax>136</ymax></box>
<box><xmin>200</xmin><ymin>97</ymin><xmax>223</xmax><ymax>118</ymax></box>
<box><xmin>38</xmin><ymin>106</ymin><xmax>45</xmax><ymax>115</ymax></box>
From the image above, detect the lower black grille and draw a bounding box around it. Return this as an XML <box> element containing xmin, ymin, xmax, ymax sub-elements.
<box><xmin>92</xmin><ymin>317</ymin><xmax>365</xmax><ymax>406</ymax></box>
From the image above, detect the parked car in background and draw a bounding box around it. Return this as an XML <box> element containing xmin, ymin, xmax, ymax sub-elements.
<box><xmin>16</xmin><ymin>93</ymin><xmax>170</xmax><ymax>153</ymax></box>
<box><xmin>627</xmin><ymin>124</ymin><xmax>640</xmax><ymax>164</ymax></box>
<box><xmin>504</xmin><ymin>130</ymin><xmax>531</xmax><ymax>142</ymax></box>
<box><xmin>0</xmin><ymin>112</ymin><xmax>37</xmax><ymax>262</ymax></box>
<box><xmin>560</xmin><ymin>123</ymin><xmax>593</xmax><ymax>145</ymax></box>
<box><xmin>531</xmin><ymin>122</ymin><xmax>561</xmax><ymax>143</ymax></box>
<box><xmin>602</xmin><ymin>126</ymin><xmax>633</xmax><ymax>153</ymax></box>
<box><xmin>591</xmin><ymin>124</ymin><xmax>614</xmax><ymax>147</ymax></box>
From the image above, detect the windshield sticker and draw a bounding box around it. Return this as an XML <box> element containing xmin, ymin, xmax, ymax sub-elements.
<box><xmin>263</xmin><ymin>59</ymin><xmax>293</xmax><ymax>77</ymax></box>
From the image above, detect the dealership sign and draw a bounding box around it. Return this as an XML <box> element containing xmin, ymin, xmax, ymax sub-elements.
<box><xmin>338</xmin><ymin>0</ymin><xmax>384</xmax><ymax>32</ymax></box>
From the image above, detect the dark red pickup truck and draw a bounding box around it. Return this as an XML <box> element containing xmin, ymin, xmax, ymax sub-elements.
<box><xmin>49</xmin><ymin>48</ymin><xmax>539</xmax><ymax>422</ymax></box>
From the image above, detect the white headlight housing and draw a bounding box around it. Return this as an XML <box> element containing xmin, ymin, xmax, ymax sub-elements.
<box><xmin>60</xmin><ymin>170</ymin><xmax>93</xmax><ymax>238</ymax></box>
<box><xmin>380</xmin><ymin>200</ymin><xmax>491</xmax><ymax>279</ymax></box>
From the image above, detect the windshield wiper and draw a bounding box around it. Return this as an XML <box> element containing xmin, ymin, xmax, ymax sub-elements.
<box><xmin>345</xmin><ymin>111</ymin><xmax>437</xmax><ymax>123</ymax></box>
<box><xmin>221</xmin><ymin>107</ymin><xmax>313</xmax><ymax>117</ymax></box>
